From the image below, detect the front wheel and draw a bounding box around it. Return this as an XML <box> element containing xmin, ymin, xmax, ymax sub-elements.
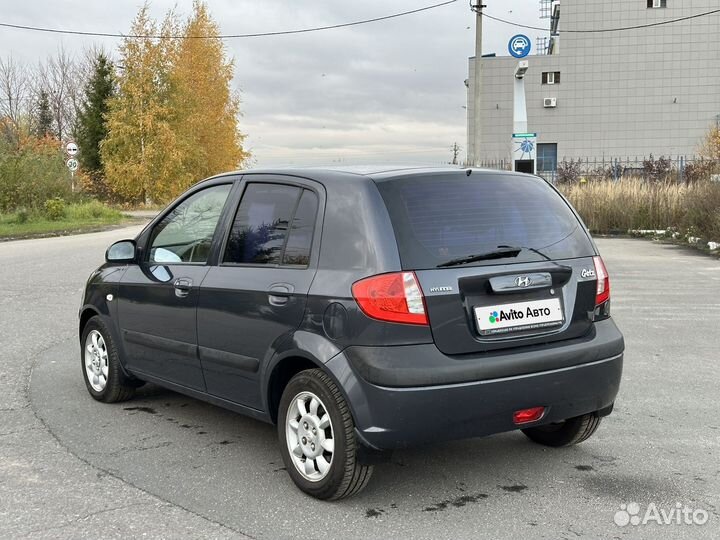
<box><xmin>278</xmin><ymin>369</ymin><xmax>373</xmax><ymax>500</ymax></box>
<box><xmin>522</xmin><ymin>412</ymin><xmax>602</xmax><ymax>447</ymax></box>
<box><xmin>81</xmin><ymin>317</ymin><xmax>138</xmax><ymax>403</ymax></box>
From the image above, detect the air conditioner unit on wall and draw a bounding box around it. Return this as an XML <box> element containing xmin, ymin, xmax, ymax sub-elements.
<box><xmin>543</xmin><ymin>97</ymin><xmax>557</xmax><ymax>108</ymax></box>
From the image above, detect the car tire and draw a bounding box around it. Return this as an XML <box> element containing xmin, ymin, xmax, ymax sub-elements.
<box><xmin>81</xmin><ymin>316</ymin><xmax>137</xmax><ymax>403</ymax></box>
<box><xmin>521</xmin><ymin>413</ymin><xmax>601</xmax><ymax>447</ymax></box>
<box><xmin>278</xmin><ymin>368</ymin><xmax>373</xmax><ymax>500</ymax></box>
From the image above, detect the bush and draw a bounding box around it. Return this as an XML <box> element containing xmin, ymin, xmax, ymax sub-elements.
<box><xmin>684</xmin><ymin>159</ymin><xmax>717</xmax><ymax>184</ymax></box>
<box><xmin>642</xmin><ymin>154</ymin><xmax>674</xmax><ymax>183</ymax></box>
<box><xmin>14</xmin><ymin>207</ymin><xmax>29</xmax><ymax>224</ymax></box>
<box><xmin>681</xmin><ymin>182</ymin><xmax>720</xmax><ymax>240</ymax></box>
<box><xmin>557</xmin><ymin>159</ymin><xmax>583</xmax><ymax>184</ymax></box>
<box><xmin>78</xmin><ymin>171</ymin><xmax>119</xmax><ymax>203</ymax></box>
<box><xmin>66</xmin><ymin>200</ymin><xmax>121</xmax><ymax>220</ymax></box>
<box><xmin>0</xmin><ymin>136</ymin><xmax>71</xmax><ymax>212</ymax></box>
<box><xmin>43</xmin><ymin>198</ymin><xmax>66</xmax><ymax>221</ymax></box>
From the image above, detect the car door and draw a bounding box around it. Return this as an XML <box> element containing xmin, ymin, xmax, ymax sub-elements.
<box><xmin>118</xmin><ymin>182</ymin><xmax>234</xmax><ymax>390</ymax></box>
<box><xmin>197</xmin><ymin>178</ymin><xmax>323</xmax><ymax>409</ymax></box>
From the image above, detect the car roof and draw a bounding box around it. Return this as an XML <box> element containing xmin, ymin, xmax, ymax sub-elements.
<box><xmin>209</xmin><ymin>166</ymin><xmax>524</xmax><ymax>184</ymax></box>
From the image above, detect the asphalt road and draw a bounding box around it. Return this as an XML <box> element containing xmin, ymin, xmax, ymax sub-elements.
<box><xmin>1</xmin><ymin>228</ymin><xmax>718</xmax><ymax>539</ymax></box>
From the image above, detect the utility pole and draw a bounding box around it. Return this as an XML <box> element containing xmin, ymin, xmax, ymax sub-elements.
<box><xmin>451</xmin><ymin>142</ymin><xmax>460</xmax><ymax>165</ymax></box>
<box><xmin>470</xmin><ymin>1</ymin><xmax>486</xmax><ymax>166</ymax></box>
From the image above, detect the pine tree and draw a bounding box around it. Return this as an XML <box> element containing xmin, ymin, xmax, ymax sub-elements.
<box><xmin>74</xmin><ymin>52</ymin><xmax>114</xmax><ymax>174</ymax></box>
<box><xmin>168</xmin><ymin>0</ymin><xmax>249</xmax><ymax>189</ymax></box>
<box><xmin>34</xmin><ymin>89</ymin><xmax>53</xmax><ymax>138</ymax></box>
<box><xmin>100</xmin><ymin>4</ymin><xmax>182</xmax><ymax>203</ymax></box>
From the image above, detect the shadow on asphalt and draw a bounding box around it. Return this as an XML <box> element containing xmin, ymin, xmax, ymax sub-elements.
<box><xmin>32</xmin><ymin>338</ymin><xmax>691</xmax><ymax>538</ymax></box>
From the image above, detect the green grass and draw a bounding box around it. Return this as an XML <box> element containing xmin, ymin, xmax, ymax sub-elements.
<box><xmin>0</xmin><ymin>201</ymin><xmax>126</xmax><ymax>239</ymax></box>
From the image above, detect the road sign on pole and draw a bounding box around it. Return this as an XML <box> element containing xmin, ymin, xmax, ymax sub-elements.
<box><xmin>66</xmin><ymin>141</ymin><xmax>79</xmax><ymax>157</ymax></box>
<box><xmin>508</xmin><ymin>35</ymin><xmax>531</xmax><ymax>58</ymax></box>
<box><xmin>66</xmin><ymin>155</ymin><xmax>79</xmax><ymax>193</ymax></box>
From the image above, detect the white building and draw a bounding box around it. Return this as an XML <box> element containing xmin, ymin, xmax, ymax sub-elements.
<box><xmin>467</xmin><ymin>0</ymin><xmax>720</xmax><ymax>174</ymax></box>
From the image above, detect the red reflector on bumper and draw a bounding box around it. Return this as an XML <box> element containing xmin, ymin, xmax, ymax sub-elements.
<box><xmin>513</xmin><ymin>407</ymin><xmax>545</xmax><ymax>425</ymax></box>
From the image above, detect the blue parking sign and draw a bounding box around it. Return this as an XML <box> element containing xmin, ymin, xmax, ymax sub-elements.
<box><xmin>508</xmin><ymin>34</ymin><xmax>531</xmax><ymax>58</ymax></box>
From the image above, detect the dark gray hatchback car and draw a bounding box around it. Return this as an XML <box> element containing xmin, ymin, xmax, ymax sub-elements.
<box><xmin>80</xmin><ymin>167</ymin><xmax>624</xmax><ymax>499</ymax></box>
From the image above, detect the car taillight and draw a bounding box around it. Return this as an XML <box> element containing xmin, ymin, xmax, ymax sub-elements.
<box><xmin>351</xmin><ymin>272</ymin><xmax>428</xmax><ymax>325</ymax></box>
<box><xmin>593</xmin><ymin>256</ymin><xmax>610</xmax><ymax>305</ymax></box>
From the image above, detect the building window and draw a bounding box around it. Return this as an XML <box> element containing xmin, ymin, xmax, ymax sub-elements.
<box><xmin>647</xmin><ymin>0</ymin><xmax>667</xmax><ymax>8</ymax></box>
<box><xmin>537</xmin><ymin>143</ymin><xmax>558</xmax><ymax>172</ymax></box>
<box><xmin>542</xmin><ymin>71</ymin><xmax>560</xmax><ymax>85</ymax></box>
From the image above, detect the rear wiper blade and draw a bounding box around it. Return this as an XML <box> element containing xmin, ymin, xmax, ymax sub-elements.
<box><xmin>498</xmin><ymin>245</ymin><xmax>553</xmax><ymax>261</ymax></box>
<box><xmin>437</xmin><ymin>247</ymin><xmax>522</xmax><ymax>268</ymax></box>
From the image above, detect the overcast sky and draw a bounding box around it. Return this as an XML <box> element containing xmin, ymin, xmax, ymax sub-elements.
<box><xmin>0</xmin><ymin>1</ymin><xmax>546</xmax><ymax>166</ymax></box>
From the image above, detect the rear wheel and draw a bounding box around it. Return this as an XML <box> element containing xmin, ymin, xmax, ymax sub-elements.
<box><xmin>278</xmin><ymin>369</ymin><xmax>373</xmax><ymax>500</ymax></box>
<box><xmin>81</xmin><ymin>317</ymin><xmax>137</xmax><ymax>403</ymax></box>
<box><xmin>522</xmin><ymin>413</ymin><xmax>601</xmax><ymax>447</ymax></box>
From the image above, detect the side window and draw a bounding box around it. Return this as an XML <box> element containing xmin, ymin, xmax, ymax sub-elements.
<box><xmin>223</xmin><ymin>184</ymin><xmax>299</xmax><ymax>265</ymax></box>
<box><xmin>223</xmin><ymin>183</ymin><xmax>319</xmax><ymax>266</ymax></box>
<box><xmin>283</xmin><ymin>189</ymin><xmax>319</xmax><ymax>266</ymax></box>
<box><xmin>148</xmin><ymin>184</ymin><xmax>231</xmax><ymax>264</ymax></box>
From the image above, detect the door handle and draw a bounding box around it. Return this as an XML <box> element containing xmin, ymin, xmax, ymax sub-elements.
<box><xmin>173</xmin><ymin>278</ymin><xmax>193</xmax><ymax>298</ymax></box>
<box><xmin>268</xmin><ymin>283</ymin><xmax>294</xmax><ymax>306</ymax></box>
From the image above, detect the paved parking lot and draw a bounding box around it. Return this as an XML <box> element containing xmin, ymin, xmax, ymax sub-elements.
<box><xmin>0</xmin><ymin>229</ymin><xmax>718</xmax><ymax>539</ymax></box>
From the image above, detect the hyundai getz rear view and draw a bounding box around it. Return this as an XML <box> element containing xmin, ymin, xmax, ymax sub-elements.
<box><xmin>80</xmin><ymin>167</ymin><xmax>624</xmax><ymax>500</ymax></box>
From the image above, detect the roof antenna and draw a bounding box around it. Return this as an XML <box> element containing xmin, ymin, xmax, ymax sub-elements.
<box><xmin>466</xmin><ymin>169</ymin><xmax>472</xmax><ymax>176</ymax></box>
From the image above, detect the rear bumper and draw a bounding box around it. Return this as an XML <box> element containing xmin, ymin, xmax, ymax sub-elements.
<box><xmin>325</xmin><ymin>319</ymin><xmax>624</xmax><ymax>450</ymax></box>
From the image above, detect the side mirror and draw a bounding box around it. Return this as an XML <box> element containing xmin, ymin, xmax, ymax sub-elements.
<box><xmin>106</xmin><ymin>240</ymin><xmax>137</xmax><ymax>263</ymax></box>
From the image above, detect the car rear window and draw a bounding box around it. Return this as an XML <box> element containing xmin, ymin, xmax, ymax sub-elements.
<box><xmin>376</xmin><ymin>173</ymin><xmax>595</xmax><ymax>269</ymax></box>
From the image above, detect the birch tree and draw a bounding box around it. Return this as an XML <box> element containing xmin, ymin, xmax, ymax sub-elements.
<box><xmin>168</xmin><ymin>0</ymin><xmax>249</xmax><ymax>189</ymax></box>
<box><xmin>101</xmin><ymin>5</ymin><xmax>182</xmax><ymax>203</ymax></box>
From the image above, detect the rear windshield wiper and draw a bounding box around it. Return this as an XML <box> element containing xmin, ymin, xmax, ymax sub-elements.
<box><xmin>437</xmin><ymin>247</ymin><xmax>522</xmax><ymax>268</ymax></box>
<box><xmin>498</xmin><ymin>245</ymin><xmax>553</xmax><ymax>261</ymax></box>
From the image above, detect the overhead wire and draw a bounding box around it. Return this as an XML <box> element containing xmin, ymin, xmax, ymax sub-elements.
<box><xmin>0</xmin><ymin>1</ymin><xmax>458</xmax><ymax>40</ymax></box>
<box><xmin>481</xmin><ymin>8</ymin><xmax>720</xmax><ymax>33</ymax></box>
<box><xmin>1</xmin><ymin>4</ymin><xmax>717</xmax><ymax>41</ymax></box>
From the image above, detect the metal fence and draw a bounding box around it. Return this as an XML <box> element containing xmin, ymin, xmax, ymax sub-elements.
<box><xmin>474</xmin><ymin>156</ymin><xmax>720</xmax><ymax>184</ymax></box>
<box><xmin>475</xmin><ymin>158</ymin><xmax>512</xmax><ymax>171</ymax></box>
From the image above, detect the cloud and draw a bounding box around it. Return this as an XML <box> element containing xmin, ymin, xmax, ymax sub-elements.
<box><xmin>0</xmin><ymin>0</ymin><xmax>545</xmax><ymax>166</ymax></box>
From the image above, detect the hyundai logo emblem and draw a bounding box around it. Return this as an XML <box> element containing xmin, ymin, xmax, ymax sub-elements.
<box><xmin>515</xmin><ymin>276</ymin><xmax>531</xmax><ymax>288</ymax></box>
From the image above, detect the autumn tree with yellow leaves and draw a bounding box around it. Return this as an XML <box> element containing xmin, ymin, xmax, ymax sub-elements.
<box><xmin>700</xmin><ymin>123</ymin><xmax>720</xmax><ymax>162</ymax></box>
<box><xmin>169</xmin><ymin>2</ymin><xmax>249</xmax><ymax>189</ymax></box>
<box><xmin>102</xmin><ymin>2</ymin><xmax>248</xmax><ymax>204</ymax></box>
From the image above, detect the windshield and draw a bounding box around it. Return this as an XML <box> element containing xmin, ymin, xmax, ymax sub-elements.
<box><xmin>376</xmin><ymin>173</ymin><xmax>595</xmax><ymax>270</ymax></box>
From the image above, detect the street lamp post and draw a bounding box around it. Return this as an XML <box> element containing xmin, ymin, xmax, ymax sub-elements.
<box><xmin>470</xmin><ymin>1</ymin><xmax>486</xmax><ymax>166</ymax></box>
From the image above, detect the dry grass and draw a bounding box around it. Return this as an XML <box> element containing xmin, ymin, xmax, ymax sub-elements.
<box><xmin>559</xmin><ymin>180</ymin><xmax>720</xmax><ymax>240</ymax></box>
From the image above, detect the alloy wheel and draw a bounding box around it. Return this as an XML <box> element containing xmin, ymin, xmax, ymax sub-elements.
<box><xmin>84</xmin><ymin>330</ymin><xmax>109</xmax><ymax>392</ymax></box>
<box><xmin>285</xmin><ymin>391</ymin><xmax>335</xmax><ymax>481</ymax></box>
